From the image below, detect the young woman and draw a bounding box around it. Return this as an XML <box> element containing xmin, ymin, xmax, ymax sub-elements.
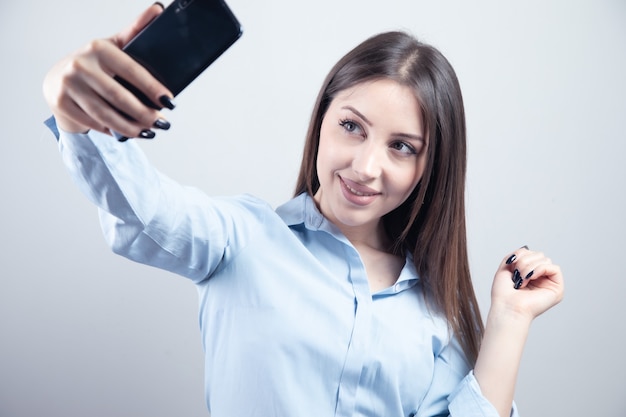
<box><xmin>43</xmin><ymin>4</ymin><xmax>564</xmax><ymax>417</ymax></box>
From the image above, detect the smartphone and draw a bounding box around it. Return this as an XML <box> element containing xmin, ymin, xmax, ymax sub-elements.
<box><xmin>116</xmin><ymin>0</ymin><xmax>243</xmax><ymax>110</ymax></box>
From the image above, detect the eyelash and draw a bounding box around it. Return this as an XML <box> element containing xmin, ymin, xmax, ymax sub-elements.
<box><xmin>339</xmin><ymin>118</ymin><xmax>362</xmax><ymax>135</ymax></box>
<box><xmin>339</xmin><ymin>118</ymin><xmax>417</xmax><ymax>155</ymax></box>
<box><xmin>390</xmin><ymin>141</ymin><xmax>417</xmax><ymax>155</ymax></box>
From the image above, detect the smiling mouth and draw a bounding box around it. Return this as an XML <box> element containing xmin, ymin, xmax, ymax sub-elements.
<box><xmin>340</xmin><ymin>177</ymin><xmax>380</xmax><ymax>197</ymax></box>
<box><xmin>345</xmin><ymin>183</ymin><xmax>376</xmax><ymax>196</ymax></box>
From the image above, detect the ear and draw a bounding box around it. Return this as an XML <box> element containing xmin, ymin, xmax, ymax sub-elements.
<box><xmin>111</xmin><ymin>3</ymin><xmax>164</xmax><ymax>48</ymax></box>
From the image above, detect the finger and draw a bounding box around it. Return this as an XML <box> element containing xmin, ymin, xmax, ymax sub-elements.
<box><xmin>45</xmin><ymin>57</ymin><xmax>118</xmax><ymax>134</ymax></box>
<box><xmin>76</xmin><ymin>39</ymin><xmax>167</xmax><ymax>130</ymax></box>
<box><xmin>512</xmin><ymin>251</ymin><xmax>549</xmax><ymax>281</ymax></box>
<box><xmin>517</xmin><ymin>262</ymin><xmax>565</xmax><ymax>318</ymax></box>
<box><xmin>516</xmin><ymin>261</ymin><xmax>563</xmax><ymax>295</ymax></box>
<box><xmin>502</xmin><ymin>245</ymin><xmax>531</xmax><ymax>266</ymax></box>
<box><xmin>100</xmin><ymin>38</ymin><xmax>174</xmax><ymax>116</ymax></box>
<box><xmin>503</xmin><ymin>247</ymin><xmax>550</xmax><ymax>290</ymax></box>
<box><xmin>524</xmin><ymin>262</ymin><xmax>563</xmax><ymax>287</ymax></box>
<box><xmin>61</xmin><ymin>54</ymin><xmax>161</xmax><ymax>138</ymax></box>
<box><xmin>111</xmin><ymin>3</ymin><xmax>165</xmax><ymax>48</ymax></box>
<box><xmin>58</xmin><ymin>97</ymin><xmax>109</xmax><ymax>134</ymax></box>
<box><xmin>68</xmin><ymin>79</ymin><xmax>148</xmax><ymax>138</ymax></box>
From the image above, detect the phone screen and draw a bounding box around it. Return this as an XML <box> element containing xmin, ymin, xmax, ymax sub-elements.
<box><xmin>118</xmin><ymin>0</ymin><xmax>242</xmax><ymax>108</ymax></box>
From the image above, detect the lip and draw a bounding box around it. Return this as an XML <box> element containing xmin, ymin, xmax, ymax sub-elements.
<box><xmin>339</xmin><ymin>176</ymin><xmax>381</xmax><ymax>206</ymax></box>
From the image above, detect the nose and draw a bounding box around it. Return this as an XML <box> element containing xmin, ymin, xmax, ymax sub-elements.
<box><xmin>352</xmin><ymin>141</ymin><xmax>383</xmax><ymax>181</ymax></box>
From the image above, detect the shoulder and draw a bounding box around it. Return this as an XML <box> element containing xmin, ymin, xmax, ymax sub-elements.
<box><xmin>207</xmin><ymin>193</ymin><xmax>276</xmax><ymax>225</ymax></box>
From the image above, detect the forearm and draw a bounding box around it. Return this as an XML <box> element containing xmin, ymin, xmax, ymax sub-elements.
<box><xmin>51</xmin><ymin>122</ymin><xmax>262</xmax><ymax>282</ymax></box>
<box><xmin>57</xmin><ymin>126</ymin><xmax>161</xmax><ymax>225</ymax></box>
<box><xmin>55</xmin><ymin>125</ymin><xmax>200</xmax><ymax>278</ymax></box>
<box><xmin>473</xmin><ymin>307</ymin><xmax>531</xmax><ymax>417</ymax></box>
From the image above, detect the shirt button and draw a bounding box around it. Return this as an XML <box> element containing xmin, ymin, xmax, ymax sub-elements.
<box><xmin>394</xmin><ymin>283</ymin><xmax>401</xmax><ymax>292</ymax></box>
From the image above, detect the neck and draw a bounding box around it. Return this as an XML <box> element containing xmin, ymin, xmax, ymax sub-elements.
<box><xmin>339</xmin><ymin>221</ymin><xmax>391</xmax><ymax>253</ymax></box>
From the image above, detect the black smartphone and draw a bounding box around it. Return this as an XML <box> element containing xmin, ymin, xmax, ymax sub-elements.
<box><xmin>116</xmin><ymin>0</ymin><xmax>242</xmax><ymax>110</ymax></box>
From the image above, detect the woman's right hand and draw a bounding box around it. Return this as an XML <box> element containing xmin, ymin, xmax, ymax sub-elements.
<box><xmin>43</xmin><ymin>3</ymin><xmax>173</xmax><ymax>138</ymax></box>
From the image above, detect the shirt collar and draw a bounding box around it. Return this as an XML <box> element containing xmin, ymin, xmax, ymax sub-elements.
<box><xmin>376</xmin><ymin>254</ymin><xmax>420</xmax><ymax>296</ymax></box>
<box><xmin>276</xmin><ymin>193</ymin><xmax>421</xmax><ymax>293</ymax></box>
<box><xmin>276</xmin><ymin>193</ymin><xmax>338</xmax><ymax>234</ymax></box>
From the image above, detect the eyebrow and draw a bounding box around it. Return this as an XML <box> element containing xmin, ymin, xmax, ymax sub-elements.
<box><xmin>342</xmin><ymin>105</ymin><xmax>373</xmax><ymax>126</ymax></box>
<box><xmin>341</xmin><ymin>105</ymin><xmax>424</xmax><ymax>142</ymax></box>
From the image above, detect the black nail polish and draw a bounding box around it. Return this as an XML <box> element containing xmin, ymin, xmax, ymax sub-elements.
<box><xmin>520</xmin><ymin>245</ymin><xmax>529</xmax><ymax>250</ymax></box>
<box><xmin>514</xmin><ymin>276</ymin><xmax>523</xmax><ymax>289</ymax></box>
<box><xmin>139</xmin><ymin>129</ymin><xmax>156</xmax><ymax>139</ymax></box>
<box><xmin>506</xmin><ymin>254</ymin><xmax>517</xmax><ymax>265</ymax></box>
<box><xmin>159</xmin><ymin>95</ymin><xmax>176</xmax><ymax>110</ymax></box>
<box><xmin>511</xmin><ymin>269</ymin><xmax>521</xmax><ymax>283</ymax></box>
<box><xmin>153</xmin><ymin>118</ymin><xmax>171</xmax><ymax>130</ymax></box>
<box><xmin>153</xmin><ymin>1</ymin><xmax>165</xmax><ymax>9</ymax></box>
<box><xmin>113</xmin><ymin>130</ymin><xmax>130</xmax><ymax>142</ymax></box>
<box><xmin>525</xmin><ymin>270</ymin><xmax>534</xmax><ymax>280</ymax></box>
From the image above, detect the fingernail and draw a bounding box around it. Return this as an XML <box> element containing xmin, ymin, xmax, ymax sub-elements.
<box><xmin>159</xmin><ymin>95</ymin><xmax>176</xmax><ymax>110</ymax></box>
<box><xmin>506</xmin><ymin>254</ymin><xmax>517</xmax><ymax>265</ymax></box>
<box><xmin>511</xmin><ymin>269</ymin><xmax>521</xmax><ymax>283</ymax></box>
<box><xmin>153</xmin><ymin>1</ymin><xmax>164</xmax><ymax>9</ymax></box>
<box><xmin>514</xmin><ymin>276</ymin><xmax>523</xmax><ymax>289</ymax></box>
<box><xmin>525</xmin><ymin>270</ymin><xmax>534</xmax><ymax>280</ymax></box>
<box><xmin>139</xmin><ymin>129</ymin><xmax>156</xmax><ymax>139</ymax></box>
<box><xmin>113</xmin><ymin>130</ymin><xmax>129</xmax><ymax>142</ymax></box>
<box><xmin>520</xmin><ymin>245</ymin><xmax>529</xmax><ymax>250</ymax></box>
<box><xmin>153</xmin><ymin>118</ymin><xmax>171</xmax><ymax>130</ymax></box>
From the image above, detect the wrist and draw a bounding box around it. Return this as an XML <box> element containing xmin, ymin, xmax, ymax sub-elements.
<box><xmin>485</xmin><ymin>303</ymin><xmax>533</xmax><ymax>333</ymax></box>
<box><xmin>55</xmin><ymin>116</ymin><xmax>90</xmax><ymax>135</ymax></box>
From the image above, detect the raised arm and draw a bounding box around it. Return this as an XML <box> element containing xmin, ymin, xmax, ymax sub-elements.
<box><xmin>42</xmin><ymin>3</ymin><xmax>173</xmax><ymax>139</ymax></box>
<box><xmin>41</xmin><ymin>4</ymin><xmax>263</xmax><ymax>283</ymax></box>
<box><xmin>474</xmin><ymin>247</ymin><xmax>565</xmax><ymax>417</ymax></box>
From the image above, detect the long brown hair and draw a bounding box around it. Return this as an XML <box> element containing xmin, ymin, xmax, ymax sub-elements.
<box><xmin>294</xmin><ymin>31</ymin><xmax>484</xmax><ymax>364</ymax></box>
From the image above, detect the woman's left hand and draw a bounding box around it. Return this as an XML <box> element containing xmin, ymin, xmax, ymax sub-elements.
<box><xmin>475</xmin><ymin>247</ymin><xmax>564</xmax><ymax>417</ymax></box>
<box><xmin>490</xmin><ymin>246</ymin><xmax>565</xmax><ymax>321</ymax></box>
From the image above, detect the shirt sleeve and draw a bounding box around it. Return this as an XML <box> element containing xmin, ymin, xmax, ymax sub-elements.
<box><xmin>415</xmin><ymin>331</ymin><xmax>519</xmax><ymax>417</ymax></box>
<box><xmin>447</xmin><ymin>371</ymin><xmax>519</xmax><ymax>417</ymax></box>
<box><xmin>46</xmin><ymin>117</ymin><xmax>268</xmax><ymax>283</ymax></box>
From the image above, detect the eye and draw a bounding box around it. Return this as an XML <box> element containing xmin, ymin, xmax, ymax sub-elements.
<box><xmin>390</xmin><ymin>141</ymin><xmax>417</xmax><ymax>155</ymax></box>
<box><xmin>339</xmin><ymin>119</ymin><xmax>364</xmax><ymax>136</ymax></box>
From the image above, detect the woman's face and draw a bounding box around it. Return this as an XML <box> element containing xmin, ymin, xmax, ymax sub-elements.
<box><xmin>314</xmin><ymin>78</ymin><xmax>427</xmax><ymax>239</ymax></box>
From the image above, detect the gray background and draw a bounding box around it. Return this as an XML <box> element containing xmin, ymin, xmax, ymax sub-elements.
<box><xmin>1</xmin><ymin>0</ymin><xmax>625</xmax><ymax>415</ymax></box>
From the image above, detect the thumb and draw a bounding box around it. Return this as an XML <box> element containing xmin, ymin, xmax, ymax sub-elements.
<box><xmin>111</xmin><ymin>2</ymin><xmax>164</xmax><ymax>48</ymax></box>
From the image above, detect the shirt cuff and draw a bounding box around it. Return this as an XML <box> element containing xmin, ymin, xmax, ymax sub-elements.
<box><xmin>44</xmin><ymin>115</ymin><xmax>136</xmax><ymax>160</ymax></box>
<box><xmin>44</xmin><ymin>115</ymin><xmax>60</xmax><ymax>141</ymax></box>
<box><xmin>447</xmin><ymin>371</ymin><xmax>519</xmax><ymax>417</ymax></box>
<box><xmin>44</xmin><ymin>115</ymin><xmax>96</xmax><ymax>151</ymax></box>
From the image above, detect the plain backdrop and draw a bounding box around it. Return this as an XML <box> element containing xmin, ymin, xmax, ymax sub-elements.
<box><xmin>1</xmin><ymin>0</ymin><xmax>625</xmax><ymax>416</ymax></box>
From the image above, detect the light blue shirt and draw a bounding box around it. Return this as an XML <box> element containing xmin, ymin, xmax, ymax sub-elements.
<box><xmin>47</xmin><ymin>117</ymin><xmax>517</xmax><ymax>417</ymax></box>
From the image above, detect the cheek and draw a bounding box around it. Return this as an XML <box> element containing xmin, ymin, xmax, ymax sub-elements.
<box><xmin>399</xmin><ymin>177</ymin><xmax>419</xmax><ymax>199</ymax></box>
<box><xmin>315</xmin><ymin>136</ymin><xmax>331</xmax><ymax>175</ymax></box>
<box><xmin>316</xmin><ymin>128</ymin><xmax>342</xmax><ymax>173</ymax></box>
<box><xmin>397</xmin><ymin>160</ymin><xmax>426</xmax><ymax>197</ymax></box>
<box><xmin>412</xmin><ymin>152</ymin><xmax>428</xmax><ymax>183</ymax></box>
